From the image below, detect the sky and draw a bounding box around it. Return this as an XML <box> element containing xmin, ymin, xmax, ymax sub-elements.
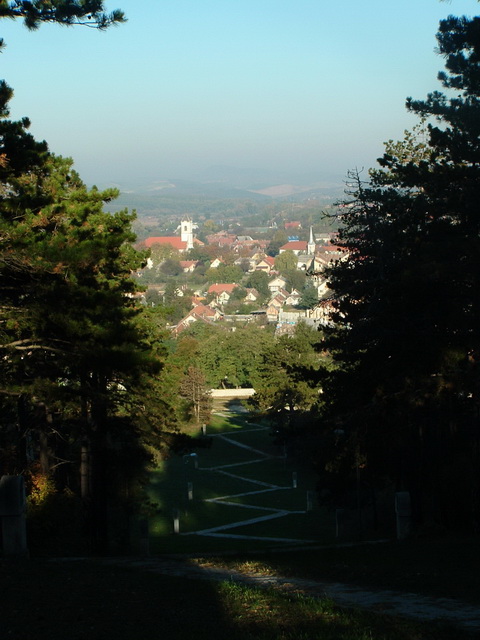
<box><xmin>0</xmin><ymin>0</ymin><xmax>477</xmax><ymax>187</ymax></box>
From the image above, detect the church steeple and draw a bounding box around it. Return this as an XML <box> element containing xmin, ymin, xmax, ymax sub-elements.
<box><xmin>307</xmin><ymin>226</ymin><xmax>315</xmax><ymax>255</ymax></box>
<box><xmin>181</xmin><ymin>218</ymin><xmax>194</xmax><ymax>250</ymax></box>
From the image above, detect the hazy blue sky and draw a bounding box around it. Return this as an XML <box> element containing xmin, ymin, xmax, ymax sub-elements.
<box><xmin>0</xmin><ymin>0</ymin><xmax>476</xmax><ymax>186</ymax></box>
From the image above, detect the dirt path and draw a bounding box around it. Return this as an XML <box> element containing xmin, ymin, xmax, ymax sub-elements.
<box><xmin>101</xmin><ymin>555</ymin><xmax>480</xmax><ymax>633</ymax></box>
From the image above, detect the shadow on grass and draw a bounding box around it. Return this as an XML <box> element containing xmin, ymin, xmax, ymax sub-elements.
<box><xmin>1</xmin><ymin>558</ymin><xmax>467</xmax><ymax>640</ymax></box>
<box><xmin>147</xmin><ymin>408</ymin><xmax>332</xmax><ymax>555</ymax></box>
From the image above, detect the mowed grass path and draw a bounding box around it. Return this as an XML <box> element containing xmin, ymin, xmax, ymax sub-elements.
<box><xmin>149</xmin><ymin>405</ymin><xmax>335</xmax><ymax>554</ymax></box>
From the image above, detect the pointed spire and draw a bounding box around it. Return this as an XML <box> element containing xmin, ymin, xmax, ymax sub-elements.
<box><xmin>307</xmin><ymin>226</ymin><xmax>315</xmax><ymax>255</ymax></box>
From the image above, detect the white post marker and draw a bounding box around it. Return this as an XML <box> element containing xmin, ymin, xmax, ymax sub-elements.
<box><xmin>173</xmin><ymin>509</ymin><xmax>180</xmax><ymax>534</ymax></box>
<box><xmin>306</xmin><ymin>490</ymin><xmax>314</xmax><ymax>511</ymax></box>
<box><xmin>292</xmin><ymin>472</ymin><xmax>297</xmax><ymax>488</ymax></box>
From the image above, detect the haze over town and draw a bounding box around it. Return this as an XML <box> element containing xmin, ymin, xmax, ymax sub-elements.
<box><xmin>1</xmin><ymin>0</ymin><xmax>476</xmax><ymax>191</ymax></box>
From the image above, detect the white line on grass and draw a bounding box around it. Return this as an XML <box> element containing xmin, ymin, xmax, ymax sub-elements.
<box><xmin>210</xmin><ymin>426</ymin><xmax>269</xmax><ymax>435</ymax></box>
<box><xmin>204</xmin><ymin>458</ymin><xmax>267</xmax><ymax>470</ymax></box>
<box><xmin>183</xmin><ymin>510</ymin><xmax>291</xmax><ymax>534</ymax></box>
<box><xmin>205</xmin><ymin>487</ymin><xmax>289</xmax><ymax>502</ymax></box>
<box><xmin>211</xmin><ymin>500</ymin><xmax>306</xmax><ymax>515</ymax></box>
<box><xmin>217</xmin><ymin>435</ymin><xmax>273</xmax><ymax>457</ymax></box>
<box><xmin>196</xmin><ymin>532</ymin><xmax>313</xmax><ymax>543</ymax></box>
<box><xmin>186</xmin><ymin>415</ymin><xmax>312</xmax><ymax>544</ymax></box>
<box><xmin>214</xmin><ymin>469</ymin><xmax>280</xmax><ymax>488</ymax></box>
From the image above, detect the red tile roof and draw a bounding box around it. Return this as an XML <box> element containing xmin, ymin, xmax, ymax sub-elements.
<box><xmin>280</xmin><ymin>241</ymin><xmax>308</xmax><ymax>251</ymax></box>
<box><xmin>144</xmin><ymin>237</ymin><xmax>187</xmax><ymax>250</ymax></box>
<box><xmin>190</xmin><ymin>304</ymin><xmax>217</xmax><ymax>318</ymax></box>
<box><xmin>208</xmin><ymin>283</ymin><xmax>238</xmax><ymax>294</ymax></box>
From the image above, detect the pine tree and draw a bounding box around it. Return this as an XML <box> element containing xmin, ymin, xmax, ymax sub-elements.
<box><xmin>321</xmin><ymin>8</ymin><xmax>480</xmax><ymax>531</ymax></box>
<box><xmin>0</xmin><ymin>3</ymin><xmax>172</xmax><ymax>552</ymax></box>
<box><xmin>0</xmin><ymin>1</ymin><xmax>124</xmax><ymax>34</ymax></box>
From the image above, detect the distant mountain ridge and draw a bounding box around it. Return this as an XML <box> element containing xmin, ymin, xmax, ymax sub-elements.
<box><xmin>99</xmin><ymin>165</ymin><xmax>345</xmax><ymax>218</ymax></box>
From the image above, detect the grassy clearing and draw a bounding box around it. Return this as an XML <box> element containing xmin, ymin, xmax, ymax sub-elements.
<box><xmin>148</xmin><ymin>408</ymin><xmax>328</xmax><ymax>554</ymax></box>
<box><xmin>225</xmin><ymin>457</ymin><xmax>314</xmax><ymax>487</ymax></box>
<box><xmin>1</xmin><ymin>559</ymin><xmax>468</xmax><ymax>640</ymax></box>
<box><xmin>225</xmin><ymin>512</ymin><xmax>336</xmax><ymax>544</ymax></box>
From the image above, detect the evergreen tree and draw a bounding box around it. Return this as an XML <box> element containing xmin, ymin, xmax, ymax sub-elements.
<box><xmin>0</xmin><ymin>3</ymin><xmax>172</xmax><ymax>552</ymax></box>
<box><xmin>0</xmin><ymin>1</ymin><xmax>124</xmax><ymax>33</ymax></box>
<box><xmin>321</xmin><ymin>7</ymin><xmax>480</xmax><ymax>531</ymax></box>
<box><xmin>297</xmin><ymin>282</ymin><xmax>319</xmax><ymax>310</ymax></box>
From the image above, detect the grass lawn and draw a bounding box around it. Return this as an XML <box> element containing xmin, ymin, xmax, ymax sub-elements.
<box><xmin>147</xmin><ymin>409</ymin><xmax>328</xmax><ymax>554</ymax></box>
<box><xmin>1</xmin><ymin>558</ymin><xmax>469</xmax><ymax>640</ymax></box>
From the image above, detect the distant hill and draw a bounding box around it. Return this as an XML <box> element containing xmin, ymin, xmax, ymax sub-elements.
<box><xmin>101</xmin><ymin>166</ymin><xmax>344</xmax><ymax>219</ymax></box>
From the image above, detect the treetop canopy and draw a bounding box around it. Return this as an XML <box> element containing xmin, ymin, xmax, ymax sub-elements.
<box><xmin>0</xmin><ymin>1</ymin><xmax>125</xmax><ymax>32</ymax></box>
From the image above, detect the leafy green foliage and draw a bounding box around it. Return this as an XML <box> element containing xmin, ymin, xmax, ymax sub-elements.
<box><xmin>296</xmin><ymin>282</ymin><xmax>319</xmax><ymax>309</ymax></box>
<box><xmin>249</xmin><ymin>323</ymin><xmax>323</xmax><ymax>417</ymax></box>
<box><xmin>245</xmin><ymin>270</ymin><xmax>270</xmax><ymax>298</ymax></box>
<box><xmin>196</xmin><ymin>325</ymin><xmax>275</xmax><ymax>389</ymax></box>
<box><xmin>274</xmin><ymin>249</ymin><xmax>297</xmax><ymax>274</ymax></box>
<box><xmin>205</xmin><ymin>263</ymin><xmax>244</xmax><ymax>284</ymax></box>
<box><xmin>284</xmin><ymin>268</ymin><xmax>306</xmax><ymax>293</ymax></box>
<box><xmin>266</xmin><ymin>229</ymin><xmax>288</xmax><ymax>256</ymax></box>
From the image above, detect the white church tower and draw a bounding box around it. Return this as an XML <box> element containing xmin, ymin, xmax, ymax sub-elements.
<box><xmin>307</xmin><ymin>226</ymin><xmax>316</xmax><ymax>256</ymax></box>
<box><xmin>180</xmin><ymin>218</ymin><xmax>194</xmax><ymax>250</ymax></box>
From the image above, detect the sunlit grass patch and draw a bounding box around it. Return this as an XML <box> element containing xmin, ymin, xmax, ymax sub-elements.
<box><xmin>193</xmin><ymin>557</ymin><xmax>278</xmax><ymax>577</ymax></box>
<box><xmin>215</xmin><ymin>581</ymin><xmax>453</xmax><ymax>640</ymax></box>
<box><xmin>208</xmin><ymin>413</ymin><xmax>247</xmax><ymax>432</ymax></box>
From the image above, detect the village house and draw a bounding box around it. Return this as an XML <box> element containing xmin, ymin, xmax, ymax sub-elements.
<box><xmin>284</xmin><ymin>289</ymin><xmax>301</xmax><ymax>306</ymax></box>
<box><xmin>244</xmin><ymin>288</ymin><xmax>260</xmax><ymax>303</ymax></box>
<box><xmin>234</xmin><ymin>255</ymin><xmax>257</xmax><ymax>272</ymax></box>
<box><xmin>233</xmin><ymin>238</ymin><xmax>269</xmax><ymax>252</ymax></box>
<box><xmin>254</xmin><ymin>255</ymin><xmax>276</xmax><ymax>273</ymax></box>
<box><xmin>266</xmin><ymin>303</ymin><xmax>280</xmax><ymax>323</ymax></box>
<box><xmin>279</xmin><ymin>240</ymin><xmax>308</xmax><ymax>256</ymax></box>
<box><xmin>268</xmin><ymin>275</ymin><xmax>288</xmax><ymax>294</ymax></box>
<box><xmin>284</xmin><ymin>221</ymin><xmax>302</xmax><ymax>231</ymax></box>
<box><xmin>172</xmin><ymin>303</ymin><xmax>223</xmax><ymax>336</ymax></box>
<box><xmin>179</xmin><ymin>260</ymin><xmax>198</xmax><ymax>273</ymax></box>
<box><xmin>207</xmin><ymin>283</ymin><xmax>238</xmax><ymax>306</ymax></box>
<box><xmin>316</xmin><ymin>243</ymin><xmax>345</xmax><ymax>264</ymax></box>
<box><xmin>209</xmin><ymin>257</ymin><xmax>223</xmax><ymax>269</ymax></box>
<box><xmin>268</xmin><ymin>293</ymin><xmax>286</xmax><ymax>311</ymax></box>
<box><xmin>205</xmin><ymin>231</ymin><xmax>237</xmax><ymax>248</ymax></box>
